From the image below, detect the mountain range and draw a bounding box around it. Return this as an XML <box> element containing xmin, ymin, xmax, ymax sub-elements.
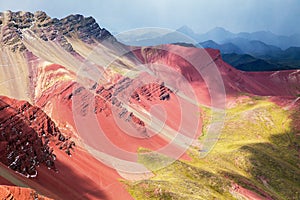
<box><xmin>118</xmin><ymin>25</ymin><xmax>300</xmax><ymax>50</ymax></box>
<box><xmin>178</xmin><ymin>26</ymin><xmax>300</xmax><ymax>50</ymax></box>
<box><xmin>117</xmin><ymin>26</ymin><xmax>300</xmax><ymax>72</ymax></box>
<box><xmin>0</xmin><ymin>11</ymin><xmax>299</xmax><ymax>200</ymax></box>
<box><xmin>200</xmin><ymin>40</ymin><xmax>300</xmax><ymax>71</ymax></box>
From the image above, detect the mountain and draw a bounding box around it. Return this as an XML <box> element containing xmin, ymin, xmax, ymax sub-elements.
<box><xmin>0</xmin><ymin>11</ymin><xmax>299</xmax><ymax>200</ymax></box>
<box><xmin>222</xmin><ymin>53</ymin><xmax>284</xmax><ymax>71</ymax></box>
<box><xmin>115</xmin><ymin>29</ymin><xmax>168</xmax><ymax>45</ymax></box>
<box><xmin>117</xmin><ymin>30</ymin><xmax>197</xmax><ymax>46</ymax></box>
<box><xmin>177</xmin><ymin>26</ymin><xmax>236</xmax><ymax>43</ymax></box>
<box><xmin>200</xmin><ymin>40</ymin><xmax>244</xmax><ymax>54</ymax></box>
<box><xmin>201</xmin><ymin>38</ymin><xmax>300</xmax><ymax>71</ymax></box>
<box><xmin>199</xmin><ymin>27</ymin><xmax>235</xmax><ymax>43</ymax></box>
<box><xmin>220</xmin><ymin>37</ymin><xmax>283</xmax><ymax>57</ymax></box>
<box><xmin>236</xmin><ymin>31</ymin><xmax>300</xmax><ymax>49</ymax></box>
<box><xmin>116</xmin><ymin>25</ymin><xmax>199</xmax><ymax>46</ymax></box>
<box><xmin>176</xmin><ymin>25</ymin><xmax>201</xmax><ymax>41</ymax></box>
<box><xmin>118</xmin><ymin>26</ymin><xmax>235</xmax><ymax>47</ymax></box>
<box><xmin>200</xmin><ymin>27</ymin><xmax>300</xmax><ymax>50</ymax></box>
<box><xmin>282</xmin><ymin>47</ymin><xmax>300</xmax><ymax>60</ymax></box>
<box><xmin>121</xmin><ymin>26</ymin><xmax>300</xmax><ymax>50</ymax></box>
<box><xmin>221</xmin><ymin>46</ymin><xmax>300</xmax><ymax>71</ymax></box>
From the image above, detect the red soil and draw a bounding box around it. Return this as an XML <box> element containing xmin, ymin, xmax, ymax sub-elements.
<box><xmin>0</xmin><ymin>185</ymin><xmax>53</xmax><ymax>200</ymax></box>
<box><xmin>0</xmin><ymin>95</ymin><xmax>133</xmax><ymax>200</ymax></box>
<box><xmin>2</xmin><ymin>44</ymin><xmax>300</xmax><ymax>200</ymax></box>
<box><xmin>36</xmin><ymin>66</ymin><xmax>199</xmax><ymax>163</ymax></box>
<box><xmin>31</xmin><ymin>147</ymin><xmax>133</xmax><ymax>200</ymax></box>
<box><xmin>0</xmin><ymin>176</ymin><xmax>13</xmax><ymax>186</ymax></box>
<box><xmin>131</xmin><ymin>45</ymin><xmax>300</xmax><ymax>105</ymax></box>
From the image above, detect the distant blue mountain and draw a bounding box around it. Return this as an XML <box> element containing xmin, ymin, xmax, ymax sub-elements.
<box><xmin>117</xmin><ymin>26</ymin><xmax>300</xmax><ymax>50</ymax></box>
<box><xmin>116</xmin><ymin>25</ymin><xmax>300</xmax><ymax>72</ymax></box>
<box><xmin>179</xmin><ymin>26</ymin><xmax>300</xmax><ymax>50</ymax></box>
<box><xmin>222</xmin><ymin>51</ymin><xmax>300</xmax><ymax>72</ymax></box>
<box><xmin>199</xmin><ymin>40</ymin><xmax>244</xmax><ymax>54</ymax></box>
<box><xmin>172</xmin><ymin>26</ymin><xmax>300</xmax><ymax>71</ymax></box>
<box><xmin>198</xmin><ymin>27</ymin><xmax>235</xmax><ymax>43</ymax></box>
<box><xmin>176</xmin><ymin>25</ymin><xmax>201</xmax><ymax>41</ymax></box>
<box><xmin>235</xmin><ymin>31</ymin><xmax>300</xmax><ymax>49</ymax></box>
<box><xmin>204</xmin><ymin>38</ymin><xmax>282</xmax><ymax>57</ymax></box>
<box><xmin>222</xmin><ymin>53</ymin><xmax>283</xmax><ymax>71</ymax></box>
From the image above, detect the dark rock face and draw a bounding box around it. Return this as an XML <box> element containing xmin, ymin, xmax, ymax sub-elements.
<box><xmin>56</xmin><ymin>14</ymin><xmax>112</xmax><ymax>43</ymax></box>
<box><xmin>0</xmin><ymin>96</ymin><xmax>74</xmax><ymax>178</ymax></box>
<box><xmin>131</xmin><ymin>82</ymin><xmax>171</xmax><ymax>102</ymax></box>
<box><xmin>0</xmin><ymin>10</ymin><xmax>114</xmax><ymax>52</ymax></box>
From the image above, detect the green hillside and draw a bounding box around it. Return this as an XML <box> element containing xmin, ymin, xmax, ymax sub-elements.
<box><xmin>125</xmin><ymin>96</ymin><xmax>300</xmax><ymax>199</ymax></box>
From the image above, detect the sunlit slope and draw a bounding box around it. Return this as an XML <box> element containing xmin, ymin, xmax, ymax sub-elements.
<box><xmin>0</xmin><ymin>48</ymin><xmax>32</xmax><ymax>101</ymax></box>
<box><xmin>127</xmin><ymin>97</ymin><xmax>300</xmax><ymax>200</ymax></box>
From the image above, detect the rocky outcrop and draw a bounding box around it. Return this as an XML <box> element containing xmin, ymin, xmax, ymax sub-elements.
<box><xmin>51</xmin><ymin>75</ymin><xmax>172</xmax><ymax>131</ymax></box>
<box><xmin>131</xmin><ymin>82</ymin><xmax>171</xmax><ymax>102</ymax></box>
<box><xmin>0</xmin><ymin>185</ymin><xmax>52</xmax><ymax>200</ymax></box>
<box><xmin>0</xmin><ymin>96</ymin><xmax>74</xmax><ymax>178</ymax></box>
<box><xmin>56</xmin><ymin>14</ymin><xmax>113</xmax><ymax>43</ymax></box>
<box><xmin>0</xmin><ymin>11</ymin><xmax>114</xmax><ymax>52</ymax></box>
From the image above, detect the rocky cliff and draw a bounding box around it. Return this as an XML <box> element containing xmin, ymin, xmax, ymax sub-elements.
<box><xmin>0</xmin><ymin>10</ymin><xmax>113</xmax><ymax>52</ymax></box>
<box><xmin>0</xmin><ymin>96</ymin><xmax>74</xmax><ymax>178</ymax></box>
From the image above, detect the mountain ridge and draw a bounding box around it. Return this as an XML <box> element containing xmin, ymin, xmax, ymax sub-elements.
<box><xmin>0</xmin><ymin>10</ymin><xmax>115</xmax><ymax>53</ymax></box>
<box><xmin>120</xmin><ymin>25</ymin><xmax>300</xmax><ymax>50</ymax></box>
<box><xmin>0</xmin><ymin>11</ymin><xmax>299</xmax><ymax>200</ymax></box>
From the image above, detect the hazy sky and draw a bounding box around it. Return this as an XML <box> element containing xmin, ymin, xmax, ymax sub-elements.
<box><xmin>0</xmin><ymin>0</ymin><xmax>299</xmax><ymax>35</ymax></box>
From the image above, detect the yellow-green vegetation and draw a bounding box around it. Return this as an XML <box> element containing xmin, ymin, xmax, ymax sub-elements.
<box><xmin>125</xmin><ymin>97</ymin><xmax>300</xmax><ymax>200</ymax></box>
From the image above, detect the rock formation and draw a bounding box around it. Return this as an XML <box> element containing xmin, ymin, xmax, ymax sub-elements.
<box><xmin>0</xmin><ymin>10</ymin><xmax>114</xmax><ymax>52</ymax></box>
<box><xmin>0</xmin><ymin>10</ymin><xmax>299</xmax><ymax>200</ymax></box>
<box><xmin>0</xmin><ymin>96</ymin><xmax>74</xmax><ymax>178</ymax></box>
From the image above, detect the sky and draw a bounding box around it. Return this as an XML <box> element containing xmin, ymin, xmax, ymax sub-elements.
<box><xmin>0</xmin><ymin>0</ymin><xmax>299</xmax><ymax>35</ymax></box>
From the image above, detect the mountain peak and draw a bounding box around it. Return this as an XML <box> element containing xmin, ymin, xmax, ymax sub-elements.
<box><xmin>206</xmin><ymin>27</ymin><xmax>232</xmax><ymax>35</ymax></box>
<box><xmin>200</xmin><ymin>27</ymin><xmax>234</xmax><ymax>43</ymax></box>
<box><xmin>176</xmin><ymin>25</ymin><xmax>195</xmax><ymax>35</ymax></box>
<box><xmin>0</xmin><ymin>11</ymin><xmax>114</xmax><ymax>52</ymax></box>
<box><xmin>211</xmin><ymin>26</ymin><xmax>228</xmax><ymax>31</ymax></box>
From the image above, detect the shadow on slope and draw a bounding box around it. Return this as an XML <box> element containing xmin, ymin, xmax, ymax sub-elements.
<box><xmin>0</xmin><ymin>150</ymin><xmax>110</xmax><ymax>200</ymax></box>
<box><xmin>126</xmin><ymin>97</ymin><xmax>300</xmax><ymax>200</ymax></box>
<box><xmin>223</xmin><ymin>131</ymin><xmax>300</xmax><ymax>199</ymax></box>
<box><xmin>219</xmin><ymin>98</ymin><xmax>300</xmax><ymax>199</ymax></box>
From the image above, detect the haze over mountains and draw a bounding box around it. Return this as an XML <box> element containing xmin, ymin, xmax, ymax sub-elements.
<box><xmin>117</xmin><ymin>26</ymin><xmax>300</xmax><ymax>72</ymax></box>
<box><xmin>183</xmin><ymin>26</ymin><xmax>300</xmax><ymax>50</ymax></box>
<box><xmin>118</xmin><ymin>26</ymin><xmax>300</xmax><ymax>50</ymax></box>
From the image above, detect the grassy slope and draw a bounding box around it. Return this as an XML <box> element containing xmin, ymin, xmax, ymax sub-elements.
<box><xmin>125</xmin><ymin>97</ymin><xmax>300</xmax><ymax>200</ymax></box>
